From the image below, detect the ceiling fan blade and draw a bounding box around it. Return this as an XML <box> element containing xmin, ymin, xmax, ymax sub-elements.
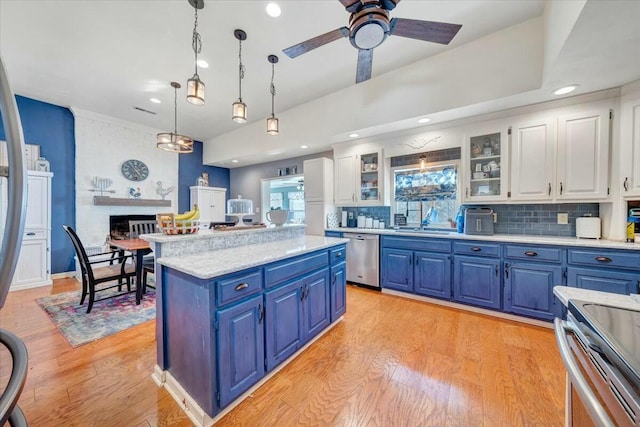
<box><xmin>390</xmin><ymin>17</ymin><xmax>462</xmax><ymax>45</ymax></box>
<box><xmin>380</xmin><ymin>0</ymin><xmax>400</xmax><ymax>10</ymax></box>
<box><xmin>283</xmin><ymin>27</ymin><xmax>349</xmax><ymax>59</ymax></box>
<box><xmin>338</xmin><ymin>0</ymin><xmax>361</xmax><ymax>13</ymax></box>
<box><xmin>356</xmin><ymin>49</ymin><xmax>373</xmax><ymax>84</ymax></box>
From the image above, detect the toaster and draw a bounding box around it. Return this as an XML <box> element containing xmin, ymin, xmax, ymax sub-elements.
<box><xmin>464</xmin><ymin>207</ymin><xmax>494</xmax><ymax>235</ymax></box>
<box><xmin>576</xmin><ymin>216</ymin><xmax>601</xmax><ymax>239</ymax></box>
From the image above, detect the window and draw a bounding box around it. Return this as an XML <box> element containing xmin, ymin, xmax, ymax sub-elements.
<box><xmin>393</xmin><ymin>161</ymin><xmax>459</xmax><ymax>228</ymax></box>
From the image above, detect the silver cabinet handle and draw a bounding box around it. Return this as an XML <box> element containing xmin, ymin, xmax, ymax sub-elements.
<box><xmin>554</xmin><ymin>319</ymin><xmax>615</xmax><ymax>427</ymax></box>
<box><xmin>560</xmin><ymin>182</ymin><xmax>563</xmax><ymax>195</ymax></box>
<box><xmin>524</xmin><ymin>251</ymin><xmax>538</xmax><ymax>257</ymax></box>
<box><xmin>26</xmin><ymin>232</ymin><xmax>36</xmax><ymax>236</ymax></box>
<box><xmin>624</xmin><ymin>177</ymin><xmax>629</xmax><ymax>191</ymax></box>
<box><xmin>470</xmin><ymin>247</ymin><xmax>481</xmax><ymax>252</ymax></box>
<box><xmin>548</xmin><ymin>182</ymin><xmax>551</xmax><ymax>196</ymax></box>
<box><xmin>235</xmin><ymin>283</ymin><xmax>249</xmax><ymax>291</ymax></box>
<box><xmin>595</xmin><ymin>256</ymin><xmax>612</xmax><ymax>263</ymax></box>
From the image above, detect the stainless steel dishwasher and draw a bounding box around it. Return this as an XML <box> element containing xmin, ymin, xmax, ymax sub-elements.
<box><xmin>343</xmin><ymin>233</ymin><xmax>379</xmax><ymax>288</ymax></box>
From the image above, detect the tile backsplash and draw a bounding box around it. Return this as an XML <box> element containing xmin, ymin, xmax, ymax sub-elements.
<box><xmin>339</xmin><ymin>206</ymin><xmax>391</xmax><ymax>228</ymax></box>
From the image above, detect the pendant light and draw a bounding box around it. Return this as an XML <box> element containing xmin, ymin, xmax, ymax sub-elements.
<box><xmin>186</xmin><ymin>0</ymin><xmax>205</xmax><ymax>105</ymax></box>
<box><xmin>232</xmin><ymin>29</ymin><xmax>248</xmax><ymax>123</ymax></box>
<box><xmin>267</xmin><ymin>55</ymin><xmax>279</xmax><ymax>135</ymax></box>
<box><xmin>157</xmin><ymin>82</ymin><xmax>194</xmax><ymax>153</ymax></box>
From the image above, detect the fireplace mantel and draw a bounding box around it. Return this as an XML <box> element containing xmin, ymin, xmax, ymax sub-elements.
<box><xmin>94</xmin><ymin>196</ymin><xmax>171</xmax><ymax>207</ymax></box>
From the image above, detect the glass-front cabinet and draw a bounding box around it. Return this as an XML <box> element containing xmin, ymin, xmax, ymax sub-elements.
<box><xmin>463</xmin><ymin>126</ymin><xmax>508</xmax><ymax>203</ymax></box>
<box><xmin>359</xmin><ymin>151</ymin><xmax>381</xmax><ymax>204</ymax></box>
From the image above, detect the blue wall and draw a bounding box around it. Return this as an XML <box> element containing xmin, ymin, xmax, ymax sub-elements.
<box><xmin>0</xmin><ymin>96</ymin><xmax>76</xmax><ymax>274</ymax></box>
<box><xmin>178</xmin><ymin>141</ymin><xmax>230</xmax><ymax>212</ymax></box>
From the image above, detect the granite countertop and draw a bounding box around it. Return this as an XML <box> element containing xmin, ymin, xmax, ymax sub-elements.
<box><xmin>327</xmin><ymin>227</ymin><xmax>640</xmax><ymax>250</ymax></box>
<box><xmin>554</xmin><ymin>286</ymin><xmax>640</xmax><ymax>311</ymax></box>
<box><xmin>157</xmin><ymin>235</ymin><xmax>349</xmax><ymax>279</ymax></box>
<box><xmin>143</xmin><ymin>224</ymin><xmax>305</xmax><ymax>243</ymax></box>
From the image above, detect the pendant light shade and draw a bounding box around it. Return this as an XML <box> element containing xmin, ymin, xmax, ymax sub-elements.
<box><xmin>232</xmin><ymin>29</ymin><xmax>248</xmax><ymax>123</ymax></box>
<box><xmin>267</xmin><ymin>54</ymin><xmax>279</xmax><ymax>135</ymax></box>
<box><xmin>186</xmin><ymin>0</ymin><xmax>205</xmax><ymax>105</ymax></box>
<box><xmin>157</xmin><ymin>82</ymin><xmax>194</xmax><ymax>154</ymax></box>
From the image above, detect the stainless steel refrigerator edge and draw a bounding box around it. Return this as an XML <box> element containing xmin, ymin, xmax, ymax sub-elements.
<box><xmin>344</xmin><ymin>233</ymin><xmax>379</xmax><ymax>287</ymax></box>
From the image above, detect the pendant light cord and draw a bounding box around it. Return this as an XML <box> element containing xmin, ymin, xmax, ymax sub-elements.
<box><xmin>192</xmin><ymin>7</ymin><xmax>201</xmax><ymax>75</ymax></box>
<box><xmin>238</xmin><ymin>39</ymin><xmax>245</xmax><ymax>100</ymax></box>
<box><xmin>270</xmin><ymin>62</ymin><xmax>276</xmax><ymax>116</ymax></box>
<box><xmin>173</xmin><ymin>86</ymin><xmax>178</xmax><ymax>134</ymax></box>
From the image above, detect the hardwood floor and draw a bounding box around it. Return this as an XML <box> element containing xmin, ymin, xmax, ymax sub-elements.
<box><xmin>0</xmin><ymin>278</ymin><xmax>565</xmax><ymax>426</ymax></box>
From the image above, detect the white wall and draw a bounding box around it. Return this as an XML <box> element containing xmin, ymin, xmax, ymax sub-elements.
<box><xmin>72</xmin><ymin>109</ymin><xmax>179</xmax><ymax>246</ymax></box>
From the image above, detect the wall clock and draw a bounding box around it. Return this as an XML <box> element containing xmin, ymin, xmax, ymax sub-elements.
<box><xmin>121</xmin><ymin>159</ymin><xmax>149</xmax><ymax>182</ymax></box>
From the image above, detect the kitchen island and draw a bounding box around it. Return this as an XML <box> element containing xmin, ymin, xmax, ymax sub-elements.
<box><xmin>143</xmin><ymin>229</ymin><xmax>348</xmax><ymax>426</ymax></box>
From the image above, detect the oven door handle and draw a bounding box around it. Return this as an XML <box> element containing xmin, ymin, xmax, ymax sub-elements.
<box><xmin>554</xmin><ymin>318</ymin><xmax>615</xmax><ymax>427</ymax></box>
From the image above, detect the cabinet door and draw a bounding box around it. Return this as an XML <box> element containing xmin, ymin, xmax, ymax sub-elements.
<box><xmin>504</xmin><ymin>262</ymin><xmax>562</xmax><ymax>321</ymax></box>
<box><xmin>334</xmin><ymin>154</ymin><xmax>356</xmax><ymax>206</ymax></box>
<box><xmin>302</xmin><ymin>268</ymin><xmax>330</xmax><ymax>343</ymax></box>
<box><xmin>191</xmin><ymin>187</ymin><xmax>226</xmax><ymax>223</ymax></box>
<box><xmin>11</xmin><ymin>238</ymin><xmax>48</xmax><ymax>288</ymax></box>
<box><xmin>453</xmin><ymin>256</ymin><xmax>501</xmax><ymax>309</ymax></box>
<box><xmin>510</xmin><ymin>118</ymin><xmax>556</xmax><ymax>201</ymax></box>
<box><xmin>621</xmin><ymin>96</ymin><xmax>640</xmax><ymax>196</ymax></box>
<box><xmin>264</xmin><ymin>280</ymin><xmax>303</xmax><ymax>371</ymax></box>
<box><xmin>211</xmin><ymin>189</ymin><xmax>226</xmax><ymax>222</ymax></box>
<box><xmin>25</xmin><ymin>174</ymin><xmax>49</xmax><ymax>229</ymax></box>
<box><xmin>567</xmin><ymin>267</ymin><xmax>640</xmax><ymax>295</ymax></box>
<box><xmin>216</xmin><ymin>295</ymin><xmax>265</xmax><ymax>408</ymax></box>
<box><xmin>414</xmin><ymin>251</ymin><xmax>451</xmax><ymax>299</ymax></box>
<box><xmin>463</xmin><ymin>126</ymin><xmax>508</xmax><ymax>202</ymax></box>
<box><xmin>557</xmin><ymin>108</ymin><xmax>610</xmax><ymax>200</ymax></box>
<box><xmin>381</xmin><ymin>248</ymin><xmax>412</xmax><ymax>292</ymax></box>
<box><xmin>357</xmin><ymin>150</ymin><xmax>383</xmax><ymax>206</ymax></box>
<box><xmin>303</xmin><ymin>157</ymin><xmax>332</xmax><ymax>202</ymax></box>
<box><xmin>330</xmin><ymin>262</ymin><xmax>346</xmax><ymax>321</ymax></box>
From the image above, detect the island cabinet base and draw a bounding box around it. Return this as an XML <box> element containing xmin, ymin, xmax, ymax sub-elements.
<box><xmin>155</xmin><ymin>242</ymin><xmax>347</xmax><ymax>424</ymax></box>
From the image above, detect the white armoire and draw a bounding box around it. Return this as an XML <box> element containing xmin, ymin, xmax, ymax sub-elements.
<box><xmin>190</xmin><ymin>186</ymin><xmax>227</xmax><ymax>227</ymax></box>
<box><xmin>11</xmin><ymin>171</ymin><xmax>53</xmax><ymax>290</ymax></box>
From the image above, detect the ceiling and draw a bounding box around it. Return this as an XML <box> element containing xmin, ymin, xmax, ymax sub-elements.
<box><xmin>1</xmin><ymin>1</ymin><xmax>639</xmax><ymax>168</ymax></box>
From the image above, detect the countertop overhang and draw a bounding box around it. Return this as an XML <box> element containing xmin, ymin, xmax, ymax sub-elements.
<box><xmin>553</xmin><ymin>285</ymin><xmax>640</xmax><ymax>310</ymax></box>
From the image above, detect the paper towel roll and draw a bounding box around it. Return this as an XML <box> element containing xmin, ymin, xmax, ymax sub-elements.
<box><xmin>341</xmin><ymin>211</ymin><xmax>348</xmax><ymax>228</ymax></box>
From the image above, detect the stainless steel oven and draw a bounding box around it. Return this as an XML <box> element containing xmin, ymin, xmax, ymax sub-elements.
<box><xmin>555</xmin><ymin>301</ymin><xmax>640</xmax><ymax>427</ymax></box>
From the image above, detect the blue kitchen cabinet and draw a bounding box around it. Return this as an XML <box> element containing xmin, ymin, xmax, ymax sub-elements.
<box><xmin>325</xmin><ymin>231</ymin><xmax>343</xmax><ymax>238</ymax></box>
<box><xmin>264</xmin><ymin>279</ymin><xmax>303</xmax><ymax>371</ymax></box>
<box><xmin>381</xmin><ymin>248</ymin><xmax>413</xmax><ymax>292</ymax></box>
<box><xmin>504</xmin><ymin>262</ymin><xmax>563</xmax><ymax>320</ymax></box>
<box><xmin>567</xmin><ymin>267</ymin><xmax>639</xmax><ymax>295</ymax></box>
<box><xmin>330</xmin><ymin>261</ymin><xmax>346</xmax><ymax>321</ymax></box>
<box><xmin>216</xmin><ymin>294</ymin><xmax>265</xmax><ymax>407</ymax></box>
<box><xmin>414</xmin><ymin>251</ymin><xmax>451</xmax><ymax>299</ymax></box>
<box><xmin>453</xmin><ymin>255</ymin><xmax>501</xmax><ymax>309</ymax></box>
<box><xmin>302</xmin><ymin>268</ymin><xmax>331</xmax><ymax>342</ymax></box>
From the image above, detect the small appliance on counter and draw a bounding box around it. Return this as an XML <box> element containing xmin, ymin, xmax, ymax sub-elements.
<box><xmin>464</xmin><ymin>207</ymin><xmax>494</xmax><ymax>235</ymax></box>
<box><xmin>627</xmin><ymin>208</ymin><xmax>640</xmax><ymax>242</ymax></box>
<box><xmin>576</xmin><ymin>215</ymin><xmax>601</xmax><ymax>239</ymax></box>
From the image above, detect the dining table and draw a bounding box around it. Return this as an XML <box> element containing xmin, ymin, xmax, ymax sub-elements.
<box><xmin>106</xmin><ymin>238</ymin><xmax>151</xmax><ymax>304</ymax></box>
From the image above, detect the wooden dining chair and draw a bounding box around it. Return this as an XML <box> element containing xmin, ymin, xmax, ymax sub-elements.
<box><xmin>63</xmin><ymin>225</ymin><xmax>136</xmax><ymax>313</ymax></box>
<box><xmin>129</xmin><ymin>220</ymin><xmax>157</xmax><ymax>292</ymax></box>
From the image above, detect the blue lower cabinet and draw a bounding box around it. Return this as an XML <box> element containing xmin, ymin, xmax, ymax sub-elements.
<box><xmin>504</xmin><ymin>262</ymin><xmax>562</xmax><ymax>320</ymax></box>
<box><xmin>325</xmin><ymin>231</ymin><xmax>343</xmax><ymax>238</ymax></box>
<box><xmin>381</xmin><ymin>248</ymin><xmax>412</xmax><ymax>292</ymax></box>
<box><xmin>264</xmin><ymin>280</ymin><xmax>303</xmax><ymax>371</ymax></box>
<box><xmin>216</xmin><ymin>295</ymin><xmax>265</xmax><ymax>408</ymax></box>
<box><xmin>567</xmin><ymin>267</ymin><xmax>640</xmax><ymax>295</ymax></box>
<box><xmin>414</xmin><ymin>251</ymin><xmax>451</xmax><ymax>299</ymax></box>
<box><xmin>453</xmin><ymin>256</ymin><xmax>501</xmax><ymax>309</ymax></box>
<box><xmin>330</xmin><ymin>262</ymin><xmax>346</xmax><ymax>321</ymax></box>
<box><xmin>302</xmin><ymin>268</ymin><xmax>331</xmax><ymax>342</ymax></box>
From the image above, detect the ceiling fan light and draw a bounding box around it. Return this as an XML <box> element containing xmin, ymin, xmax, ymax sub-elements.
<box><xmin>232</xmin><ymin>100</ymin><xmax>247</xmax><ymax>123</ymax></box>
<box><xmin>267</xmin><ymin>116</ymin><xmax>279</xmax><ymax>135</ymax></box>
<box><xmin>354</xmin><ymin>22</ymin><xmax>385</xmax><ymax>49</ymax></box>
<box><xmin>187</xmin><ymin>75</ymin><xmax>205</xmax><ymax>105</ymax></box>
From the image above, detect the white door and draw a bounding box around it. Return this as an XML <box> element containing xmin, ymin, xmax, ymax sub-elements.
<box><xmin>25</xmin><ymin>174</ymin><xmax>48</xmax><ymax>229</ymax></box>
<box><xmin>210</xmin><ymin>189</ymin><xmax>226</xmax><ymax>222</ymax></box>
<box><xmin>510</xmin><ymin>118</ymin><xmax>556</xmax><ymax>201</ymax></box>
<box><xmin>557</xmin><ymin>108</ymin><xmax>610</xmax><ymax>200</ymax></box>
<box><xmin>334</xmin><ymin>154</ymin><xmax>356</xmax><ymax>206</ymax></box>
<box><xmin>11</xmin><ymin>237</ymin><xmax>49</xmax><ymax>289</ymax></box>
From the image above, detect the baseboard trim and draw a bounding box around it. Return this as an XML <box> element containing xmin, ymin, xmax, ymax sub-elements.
<box><xmin>52</xmin><ymin>271</ymin><xmax>76</xmax><ymax>280</ymax></box>
<box><xmin>9</xmin><ymin>279</ymin><xmax>53</xmax><ymax>292</ymax></box>
<box><xmin>155</xmin><ymin>317</ymin><xmax>343</xmax><ymax>426</ymax></box>
<box><xmin>381</xmin><ymin>289</ymin><xmax>552</xmax><ymax>329</ymax></box>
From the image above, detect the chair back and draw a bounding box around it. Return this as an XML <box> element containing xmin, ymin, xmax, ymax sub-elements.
<box><xmin>62</xmin><ymin>225</ymin><xmax>92</xmax><ymax>280</ymax></box>
<box><xmin>129</xmin><ymin>220</ymin><xmax>157</xmax><ymax>239</ymax></box>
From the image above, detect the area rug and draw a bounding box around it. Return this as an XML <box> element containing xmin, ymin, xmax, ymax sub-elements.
<box><xmin>36</xmin><ymin>288</ymin><xmax>156</xmax><ymax>348</ymax></box>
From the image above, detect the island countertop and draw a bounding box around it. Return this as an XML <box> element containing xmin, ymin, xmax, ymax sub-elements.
<box><xmin>157</xmin><ymin>235</ymin><xmax>349</xmax><ymax>279</ymax></box>
<box><xmin>553</xmin><ymin>285</ymin><xmax>640</xmax><ymax>311</ymax></box>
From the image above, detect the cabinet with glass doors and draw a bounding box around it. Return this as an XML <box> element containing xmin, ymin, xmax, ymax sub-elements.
<box><xmin>463</xmin><ymin>126</ymin><xmax>508</xmax><ymax>203</ymax></box>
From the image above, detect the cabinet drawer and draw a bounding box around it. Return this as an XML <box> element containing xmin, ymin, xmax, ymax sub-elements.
<box><xmin>23</xmin><ymin>229</ymin><xmax>46</xmax><ymax>240</ymax></box>
<box><xmin>504</xmin><ymin>245</ymin><xmax>563</xmax><ymax>263</ymax></box>
<box><xmin>454</xmin><ymin>241</ymin><xmax>500</xmax><ymax>257</ymax></box>
<box><xmin>568</xmin><ymin>248</ymin><xmax>640</xmax><ymax>269</ymax></box>
<box><xmin>265</xmin><ymin>251</ymin><xmax>329</xmax><ymax>289</ymax></box>
<box><xmin>216</xmin><ymin>269</ymin><xmax>263</xmax><ymax>307</ymax></box>
<box><xmin>381</xmin><ymin>236</ymin><xmax>451</xmax><ymax>253</ymax></box>
<box><xmin>330</xmin><ymin>245</ymin><xmax>346</xmax><ymax>264</ymax></box>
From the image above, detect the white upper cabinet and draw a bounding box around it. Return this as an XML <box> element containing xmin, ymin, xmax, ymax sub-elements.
<box><xmin>556</xmin><ymin>107</ymin><xmax>610</xmax><ymax>200</ymax></box>
<box><xmin>462</xmin><ymin>124</ymin><xmax>509</xmax><ymax>203</ymax></box>
<box><xmin>334</xmin><ymin>149</ymin><xmax>384</xmax><ymax>206</ymax></box>
<box><xmin>510</xmin><ymin>118</ymin><xmax>556</xmax><ymax>201</ymax></box>
<box><xmin>334</xmin><ymin>153</ymin><xmax>356</xmax><ymax>205</ymax></box>
<box><xmin>303</xmin><ymin>157</ymin><xmax>333</xmax><ymax>202</ymax></box>
<box><xmin>620</xmin><ymin>93</ymin><xmax>640</xmax><ymax>197</ymax></box>
<box><xmin>25</xmin><ymin>173</ymin><xmax>50</xmax><ymax>230</ymax></box>
<box><xmin>190</xmin><ymin>186</ymin><xmax>226</xmax><ymax>223</ymax></box>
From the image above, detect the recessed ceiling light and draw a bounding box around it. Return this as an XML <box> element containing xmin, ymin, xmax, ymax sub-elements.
<box><xmin>196</xmin><ymin>59</ymin><xmax>209</xmax><ymax>69</ymax></box>
<box><xmin>349</xmin><ymin>133</ymin><xmax>359</xmax><ymax>138</ymax></box>
<box><xmin>266</xmin><ymin>2</ymin><xmax>281</xmax><ymax>17</ymax></box>
<box><xmin>553</xmin><ymin>85</ymin><xmax>579</xmax><ymax>95</ymax></box>
<box><xmin>417</xmin><ymin>117</ymin><xmax>431</xmax><ymax>124</ymax></box>
<box><xmin>300</xmin><ymin>145</ymin><xmax>308</xmax><ymax>149</ymax></box>
<box><xmin>149</xmin><ymin>98</ymin><xmax>161</xmax><ymax>104</ymax></box>
<box><xmin>231</xmin><ymin>159</ymin><xmax>239</xmax><ymax>163</ymax></box>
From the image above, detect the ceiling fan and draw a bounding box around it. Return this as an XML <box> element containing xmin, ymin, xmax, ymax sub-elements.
<box><xmin>283</xmin><ymin>0</ymin><xmax>462</xmax><ymax>84</ymax></box>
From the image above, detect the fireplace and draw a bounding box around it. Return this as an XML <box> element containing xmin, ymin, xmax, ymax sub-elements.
<box><xmin>109</xmin><ymin>214</ymin><xmax>156</xmax><ymax>240</ymax></box>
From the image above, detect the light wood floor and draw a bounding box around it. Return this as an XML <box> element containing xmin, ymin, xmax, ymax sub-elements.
<box><xmin>0</xmin><ymin>278</ymin><xmax>565</xmax><ymax>426</ymax></box>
